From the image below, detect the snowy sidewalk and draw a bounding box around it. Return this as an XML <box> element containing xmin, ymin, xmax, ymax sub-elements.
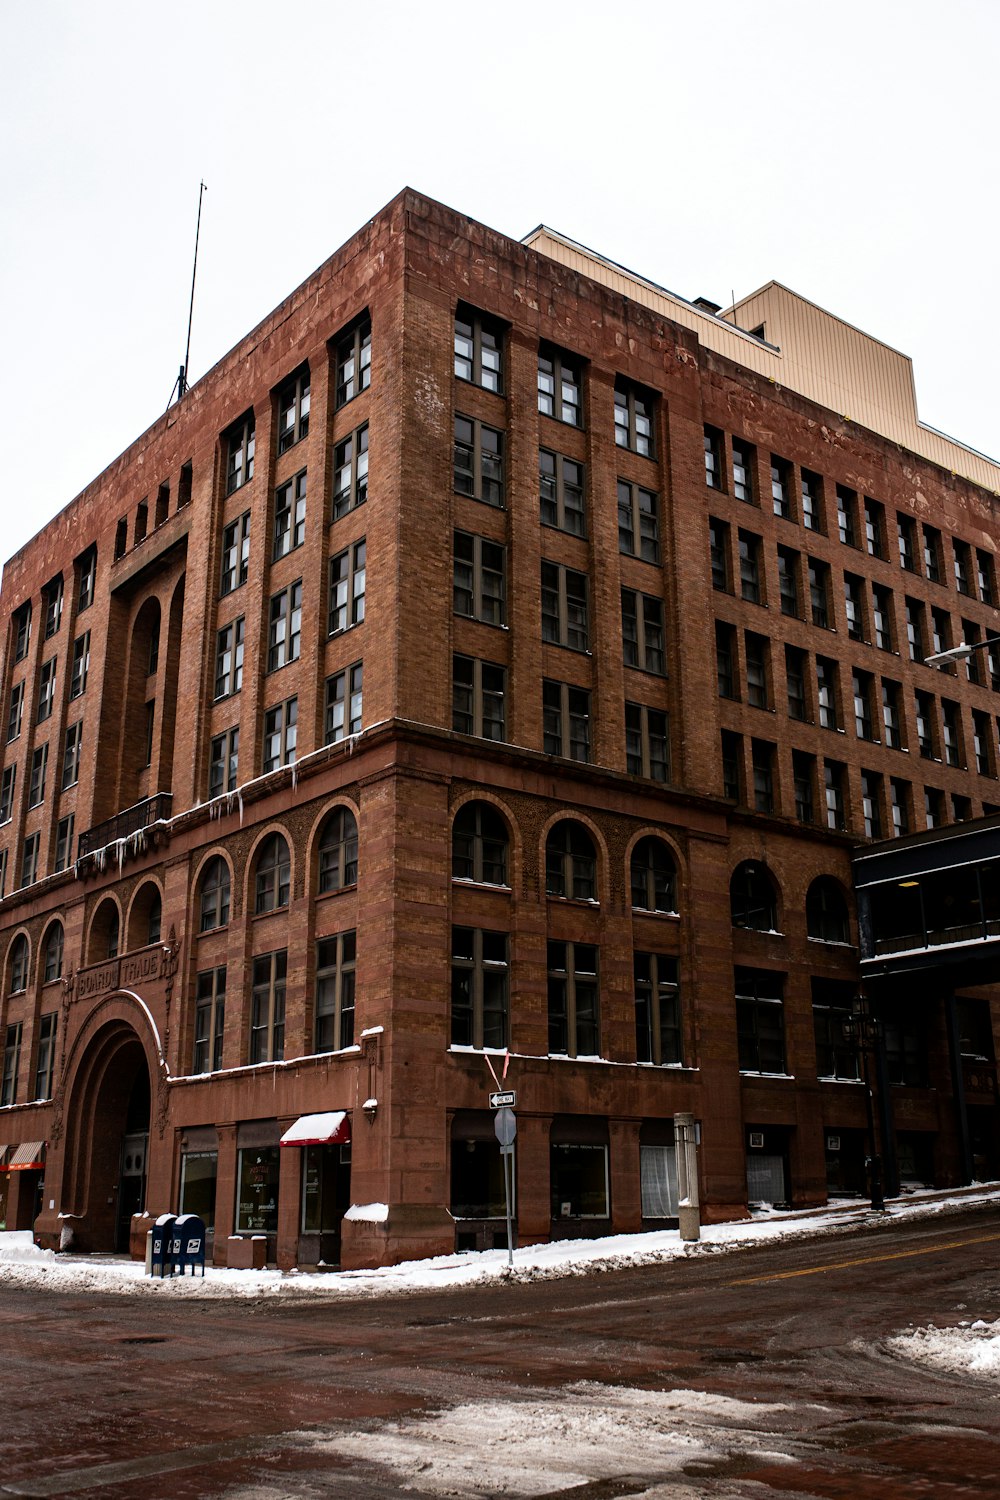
<box><xmin>2</xmin><ymin>1183</ymin><xmax>998</xmax><ymax>1303</ymax></box>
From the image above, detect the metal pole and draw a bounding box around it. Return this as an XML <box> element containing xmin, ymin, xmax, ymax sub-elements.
<box><xmin>860</xmin><ymin>1021</ymin><xmax>885</xmax><ymax>1211</ymax></box>
<box><xmin>502</xmin><ymin>1147</ymin><xmax>514</xmax><ymax>1268</ymax></box>
<box><xmin>180</xmin><ymin>180</ymin><xmax>207</xmax><ymax>398</ymax></box>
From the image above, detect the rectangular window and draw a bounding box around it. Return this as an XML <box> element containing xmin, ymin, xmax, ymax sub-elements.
<box><xmin>836</xmin><ymin>485</ymin><xmax>858</xmax><ymax>547</ymax></box>
<box><xmin>250</xmin><ymin>950</ymin><xmax>287</xmax><ymax>1064</ymax></box>
<box><xmin>716</xmin><ymin>621</ymin><xmax>736</xmax><ymax>699</ymax></box>
<box><xmin>54</xmin><ymin>813</ymin><xmax>75</xmax><ymax>872</ymax></box>
<box><xmin>785</xmin><ymin>645</ymin><xmax>806</xmax><ymax>721</ymax></box>
<box><xmin>736</xmin><ymin>968</ymin><xmax>785</xmax><ymax>1073</ymax></box>
<box><xmin>738</xmin><ymin>529</ymin><xmax>762</xmax><ymax>604</ymax></box>
<box><xmin>793</xmin><ymin>750</ymin><xmax>815</xmax><ymax>823</ymax></box>
<box><xmin>816</xmin><ymin>656</ymin><xmax>839</xmax><ymax>730</ymax></box>
<box><xmin>800</xmin><ymin>469</ymin><xmax>822</xmax><ymax>532</ymax></box>
<box><xmin>34</xmin><ymin>1013</ymin><xmax>57</xmax><ymax>1100</ymax></box>
<box><xmin>328</xmin><ymin>539</ymin><xmax>367</xmax><ymax>635</ymax></box>
<box><xmin>941</xmin><ymin>699</ymin><xmax>962</xmax><ymax>768</ymax></box>
<box><xmin>771</xmin><ymin>455</ymin><xmax>791</xmax><ymax>519</ymax></box>
<box><xmin>226</xmin><ymin>413</ymin><xmax>255</xmax><ymax>495</ymax></box>
<box><xmin>1</xmin><ymin>1022</ymin><xmax>22</xmax><ymax>1107</ymax></box>
<box><xmin>890</xmin><ymin>777</ymin><xmax>910</xmax><ymax>836</ymax></box>
<box><xmin>538</xmin><ymin>345</ymin><xmax>582</xmax><ymax>426</ymax></box>
<box><xmin>617</xmin><ymin>480</ymin><xmax>659</xmax><ymax>562</ymax></box>
<box><xmin>332</xmin><ymin>424</ymin><xmax>368</xmax><ymax>519</ymax></box>
<box><xmin>634</xmin><ymin>953</ymin><xmax>681</xmax><ymax>1066</ymax></box>
<box><xmin>335</xmin><ymin>316</ymin><xmax>371</xmax><ymax>407</ymax></box>
<box><xmin>962</xmin><ymin>619</ymin><xmax>984</xmax><ymax>685</ymax></box>
<box><xmin>973</xmin><ymin>709</ymin><xmax>993</xmax><ymax>776</ymax></box>
<box><xmin>625</xmin><ymin>702</ymin><xmax>670</xmax><ymax>781</ymax></box>
<box><xmin>214</xmin><ymin>617</ymin><xmax>245</xmax><ymax>698</ymax></box>
<box><xmin>542</xmin><ymin>679</ymin><xmax>590</xmax><ymax>762</ymax></box>
<box><xmin>209</xmin><ymin>727</ymin><xmax>239</xmax><ymax>798</ymax></box>
<box><xmin>824</xmin><ymin>759</ymin><xmax>845</xmax><ymax>831</ymax></box>
<box><xmin>925</xmin><ymin>785</ymin><xmax>944</xmax><ymax>830</ymax></box>
<box><xmin>454</xmin><ymin>531</ymin><xmax>505</xmax><ymax>626</ymax></box>
<box><xmin>455</xmin><ymin>304</ymin><xmax>504</xmax><ymax>392</ymax></box>
<box><xmin>61</xmin><ymin>722</ymin><xmax>82</xmax><ymax>790</ymax></box>
<box><xmin>548</xmin><ymin>940</ymin><xmax>599</xmax><ymax>1057</ymax></box>
<box><xmin>452</xmin><ymin>655</ymin><xmax>505</xmax><ymax>741</ymax></box>
<box><xmin>777</xmin><ymin>546</ymin><xmax>800</xmax><ymax>618</ymax></box>
<box><xmin>13</xmin><ymin>602</ymin><xmax>31</xmax><ymax>663</ymax></box>
<box><xmin>273</xmin><ymin>470</ymin><xmax>307</xmax><ymax>559</ymax></box>
<box><xmin>915</xmin><ymin>689</ymin><xmax>936</xmax><ymax>759</ymax></box>
<box><xmin>844</xmin><ymin>573</ymin><xmax>865</xmax><ymax>641</ymax></box>
<box><xmin>808</xmin><ymin>557</ymin><xmax>830</xmax><ymax>628</ymax></box>
<box><xmin>853</xmin><ymin>670</ymin><xmax>874</xmax><ymax>741</ymax></box>
<box><xmin>709</xmin><ymin>517</ymin><xmax>730</xmax><ymax>592</ymax></box>
<box><xmin>732</xmin><ymin>439</ymin><xmax>755</xmax><ymax>504</ymax></box>
<box><xmin>451</xmin><ymin>927</ymin><xmax>509</xmax><ymax>1049</ymax></box>
<box><xmin>860</xmin><ymin>770</ymin><xmax>883</xmax><ymax>839</ymax></box>
<box><xmin>541</xmin><ymin>562</ymin><xmax>589</xmax><ymax>651</ymax></box>
<box><xmin>704</xmin><ymin>427</ymin><xmax>723</xmax><ymax>489</ymax></box>
<box><xmin>897</xmin><ymin>513</ymin><xmax>917</xmax><ymax>573</ymax></box>
<box><xmin>751</xmin><ymin>738</ymin><xmax>775</xmax><ymax>813</ymax></box>
<box><xmin>745</xmin><ymin>632</ymin><xmax>769</xmax><ymax>709</ymax></box>
<box><xmin>540</xmin><ymin>451</ymin><xmax>586</xmax><ymax>535</ymax></box>
<box><xmin>622</xmin><ymin>589</ymin><xmax>665</xmax><ymax>674</ymax></box>
<box><xmin>20</xmin><ymin>832</ymin><xmax>40</xmax><ymax>889</ymax></box>
<box><xmin>614</xmin><ymin>380</ymin><xmax>654</xmax><ymax>456</ymax></box>
<box><xmin>37</xmin><ymin>658</ymin><xmax>56</xmax><ymax>722</ymax></box>
<box><xmin>922</xmin><ymin>525</ymin><xmax>942</xmax><ymax>583</ymax></box>
<box><xmin>43</xmin><ymin>576</ymin><xmax>64</xmax><ymax>639</ymax></box>
<box><xmin>324</xmin><ymin>663</ymin><xmax>363</xmax><ymax>744</ymax></box>
<box><xmin>977</xmin><ymin>548</ymin><xmax>995</xmax><ymax>605</ymax></box>
<box><xmin>0</xmin><ymin>765</ymin><xmax>15</xmax><ymax>824</ymax></box>
<box><xmin>7</xmin><ymin>682</ymin><xmax>23</xmax><ymax>742</ymax></box>
<box><xmin>813</xmin><ymin>984</ymin><xmax>859</xmax><ymax>1080</ymax></box>
<box><xmin>220</xmin><ymin>511</ymin><xmax>251</xmax><ymax>595</ymax></box>
<box><xmin>930</xmin><ymin>606</ymin><xmax>949</xmax><ymax>659</ymax></box>
<box><xmin>267</xmin><ymin>583</ymin><xmax>302</xmax><ymax>672</ymax></box>
<box><xmin>69</xmin><ymin>631</ymin><xmax>90</xmax><ymax>699</ymax></box>
<box><xmin>262</xmin><ymin>697</ymin><xmax>297</xmax><ymax>772</ymax></box>
<box><xmin>277</xmin><ymin>367</ymin><xmax>310</xmax><ymax>454</ymax></box>
<box><xmin>872</xmin><ymin>584</ymin><xmax>894</xmax><ymax>651</ymax></box>
<box><xmin>454</xmin><ymin>416</ymin><xmax>504</xmax><ymax>507</ymax></box>
<box><xmin>194</xmin><ymin>968</ymin><xmax>226</xmax><ymax>1073</ymax></box>
<box><xmin>77</xmin><ymin>547</ymin><xmax>97</xmax><ymax>612</ymax></box>
<box><xmin>953</xmin><ymin>538</ymin><xmax>973</xmax><ymax>596</ymax></box>
<box><xmin>28</xmin><ymin>743</ymin><xmax>47</xmax><ymax>808</ymax></box>
<box><xmin>904</xmin><ymin>596</ymin><xmax>926</xmax><ymax>661</ymax></box>
<box><xmin>721</xmin><ymin>729</ymin><xmax>742</xmax><ymax>801</ymax></box>
<box><xmin>315</xmin><ymin>931</ymin><xmax>357</xmax><ymax>1052</ymax></box>
<box><xmin>882</xmin><ymin>678</ymin><xmax>902</xmax><ymax>749</ymax></box>
<box><xmin>865</xmin><ymin>498</ymin><xmax>886</xmax><ymax>559</ymax></box>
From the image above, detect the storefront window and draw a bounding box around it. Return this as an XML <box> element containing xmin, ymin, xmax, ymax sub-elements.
<box><xmin>179</xmin><ymin>1151</ymin><xmax>218</xmax><ymax>1230</ymax></box>
<box><xmin>236</xmin><ymin>1147</ymin><xmax>280</xmax><ymax>1233</ymax></box>
<box><xmin>550</xmin><ymin>1142</ymin><xmax>609</xmax><ymax>1219</ymax></box>
<box><xmin>451</xmin><ymin>1138</ymin><xmax>509</xmax><ymax>1219</ymax></box>
<box><xmin>301</xmin><ymin>1145</ymin><xmax>349</xmax><ymax>1234</ymax></box>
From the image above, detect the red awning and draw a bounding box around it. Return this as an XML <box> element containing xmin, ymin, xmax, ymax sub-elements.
<box><xmin>279</xmin><ymin>1112</ymin><xmax>350</xmax><ymax>1147</ymax></box>
<box><xmin>7</xmin><ymin>1141</ymin><xmax>45</xmax><ymax>1172</ymax></box>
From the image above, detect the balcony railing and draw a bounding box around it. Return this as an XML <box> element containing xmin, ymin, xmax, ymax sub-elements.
<box><xmin>78</xmin><ymin>793</ymin><xmax>173</xmax><ymax>858</ymax></box>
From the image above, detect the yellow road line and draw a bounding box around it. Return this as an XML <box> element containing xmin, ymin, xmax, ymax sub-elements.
<box><xmin>729</xmin><ymin>1230</ymin><xmax>1000</xmax><ymax>1286</ymax></box>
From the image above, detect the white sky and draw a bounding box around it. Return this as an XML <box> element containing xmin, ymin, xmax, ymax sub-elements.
<box><xmin>1</xmin><ymin>0</ymin><xmax>998</xmax><ymax>576</ymax></box>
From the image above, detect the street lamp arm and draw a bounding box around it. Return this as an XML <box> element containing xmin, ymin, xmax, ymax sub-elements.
<box><xmin>925</xmin><ymin>632</ymin><xmax>1000</xmax><ymax>668</ymax></box>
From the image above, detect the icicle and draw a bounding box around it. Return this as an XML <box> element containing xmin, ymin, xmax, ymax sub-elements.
<box><xmin>117</xmin><ymin>839</ymin><xmax>125</xmax><ymax>875</ymax></box>
<box><xmin>291</xmin><ymin>763</ymin><xmax>298</xmax><ymax>793</ymax></box>
<box><xmin>237</xmin><ymin>789</ymin><xmax>244</xmax><ymax>827</ymax></box>
<box><xmin>226</xmin><ymin>790</ymin><xmax>237</xmax><ymax>818</ymax></box>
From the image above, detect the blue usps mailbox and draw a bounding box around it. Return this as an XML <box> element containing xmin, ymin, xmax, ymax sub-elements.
<box><xmin>149</xmin><ymin>1214</ymin><xmax>176</xmax><ymax>1278</ymax></box>
<box><xmin>171</xmin><ymin>1213</ymin><xmax>207</xmax><ymax>1276</ymax></box>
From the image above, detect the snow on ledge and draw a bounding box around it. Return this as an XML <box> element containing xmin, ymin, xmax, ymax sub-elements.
<box><xmin>344</xmin><ymin>1202</ymin><xmax>389</xmax><ymax>1223</ymax></box>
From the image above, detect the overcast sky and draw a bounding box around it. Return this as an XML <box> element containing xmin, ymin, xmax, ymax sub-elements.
<box><xmin>1</xmin><ymin>0</ymin><xmax>997</xmax><ymax>576</ymax></box>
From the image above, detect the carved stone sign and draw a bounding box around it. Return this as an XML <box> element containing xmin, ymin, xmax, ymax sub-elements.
<box><xmin>77</xmin><ymin>946</ymin><xmax>170</xmax><ymax>1000</ymax></box>
<box><xmin>76</xmin><ymin>959</ymin><xmax>122</xmax><ymax>1001</ymax></box>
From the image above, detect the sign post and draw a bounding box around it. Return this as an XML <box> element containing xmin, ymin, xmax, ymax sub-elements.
<box><xmin>493</xmin><ymin>1105</ymin><xmax>517</xmax><ymax>1268</ymax></box>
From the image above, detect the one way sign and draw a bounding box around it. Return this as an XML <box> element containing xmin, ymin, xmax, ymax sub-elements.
<box><xmin>489</xmin><ymin>1090</ymin><xmax>516</xmax><ymax>1109</ymax></box>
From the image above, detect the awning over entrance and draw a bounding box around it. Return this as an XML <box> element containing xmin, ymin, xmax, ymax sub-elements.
<box><xmin>280</xmin><ymin>1112</ymin><xmax>350</xmax><ymax>1147</ymax></box>
<box><xmin>8</xmin><ymin>1142</ymin><xmax>45</xmax><ymax>1172</ymax></box>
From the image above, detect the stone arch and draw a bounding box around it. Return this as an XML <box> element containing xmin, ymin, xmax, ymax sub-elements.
<box><xmin>243</xmin><ymin>823</ymin><xmax>294</xmax><ymax>917</ymax></box>
<box><xmin>305</xmin><ymin>795</ymin><xmax>361</xmax><ymax>893</ymax></box>
<box><xmin>540</xmin><ymin>812</ymin><xmax>607</xmax><ymax>903</ymax></box>
<box><xmin>86</xmin><ymin>895</ymin><xmax>122</xmax><ymax>965</ymax></box>
<box><xmin>627</xmin><ymin>832</ymin><xmax>681</xmax><ymax>915</ymax></box>
<box><xmin>57</xmin><ymin>993</ymin><xmax>164</xmax><ymax>1252</ymax></box>
<box><xmin>125</xmin><ymin>878</ymin><xmax>164</xmax><ymax>951</ymax></box>
<box><xmin>450</xmin><ymin>794</ymin><xmax>517</xmax><ymax>890</ymax></box>
<box><xmin>5</xmin><ymin>928</ymin><xmax>31</xmax><ymax>996</ymax></box>
<box><xmin>193</xmin><ymin>848</ymin><xmax>235</xmax><ymax>933</ymax></box>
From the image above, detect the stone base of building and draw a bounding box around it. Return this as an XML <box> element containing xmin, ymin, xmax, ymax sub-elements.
<box><xmin>340</xmin><ymin>1204</ymin><xmax>455</xmax><ymax>1269</ymax></box>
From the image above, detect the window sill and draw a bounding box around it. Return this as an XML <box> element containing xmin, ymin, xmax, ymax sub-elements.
<box><xmin>451</xmin><ymin>878</ymin><xmax>511</xmax><ymax>892</ymax></box>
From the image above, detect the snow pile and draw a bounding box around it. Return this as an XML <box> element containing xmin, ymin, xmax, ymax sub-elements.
<box><xmin>310</xmin><ymin>1382</ymin><xmax>795</xmax><ymax>1497</ymax></box>
<box><xmin>890</xmin><ymin>1318</ymin><xmax>1000</xmax><ymax>1376</ymax></box>
<box><xmin>0</xmin><ymin>1231</ymin><xmax>55</xmax><ymax>1264</ymax></box>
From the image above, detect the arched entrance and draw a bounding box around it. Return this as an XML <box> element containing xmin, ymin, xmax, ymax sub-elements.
<box><xmin>60</xmin><ymin>1008</ymin><xmax>158</xmax><ymax>1253</ymax></box>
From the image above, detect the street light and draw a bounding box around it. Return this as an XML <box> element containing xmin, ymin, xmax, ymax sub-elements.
<box><xmin>924</xmin><ymin>634</ymin><xmax>1000</xmax><ymax>669</ymax></box>
<box><xmin>842</xmin><ymin>990</ymin><xmax>885</xmax><ymax>1212</ymax></box>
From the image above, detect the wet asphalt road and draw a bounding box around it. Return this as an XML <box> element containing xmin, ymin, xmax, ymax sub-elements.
<box><xmin>3</xmin><ymin>1205</ymin><xmax>1000</xmax><ymax>1499</ymax></box>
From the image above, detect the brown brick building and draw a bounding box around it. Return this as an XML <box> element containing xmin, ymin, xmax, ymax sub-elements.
<box><xmin>1</xmin><ymin>189</ymin><xmax>998</xmax><ymax>1268</ymax></box>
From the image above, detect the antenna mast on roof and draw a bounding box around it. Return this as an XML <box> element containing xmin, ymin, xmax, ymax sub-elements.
<box><xmin>168</xmin><ymin>180</ymin><xmax>208</xmax><ymax>409</ymax></box>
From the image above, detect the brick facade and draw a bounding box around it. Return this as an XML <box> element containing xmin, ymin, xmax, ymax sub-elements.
<box><xmin>0</xmin><ymin>190</ymin><xmax>997</xmax><ymax>1267</ymax></box>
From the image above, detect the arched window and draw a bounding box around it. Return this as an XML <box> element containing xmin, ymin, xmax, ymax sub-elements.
<box><xmin>318</xmin><ymin>808</ymin><xmax>358</xmax><ymax>894</ymax></box>
<box><xmin>452</xmin><ymin>801</ymin><xmax>509</xmax><ymax>886</ymax></box>
<box><xmin>545</xmin><ymin>821</ymin><xmax>597</xmax><ymax>901</ymax></box>
<box><xmin>128</xmin><ymin>882</ymin><xmax>162</xmax><ymax>949</ymax></box>
<box><xmin>630</xmin><ymin>837</ymin><xmax>677</xmax><ymax>913</ymax></box>
<box><xmin>89</xmin><ymin>899</ymin><xmax>120</xmax><ymax>962</ymax></box>
<box><xmin>8</xmin><ymin>935</ymin><xmax>28</xmax><ymax>995</ymax></box>
<box><xmin>43</xmin><ymin>923</ymin><xmax>64</xmax><ymax>983</ymax></box>
<box><xmin>730</xmin><ymin>862</ymin><xmax>778</xmax><ymax>932</ymax></box>
<box><xmin>254</xmin><ymin>833</ymin><xmax>291</xmax><ymax>914</ymax></box>
<box><xmin>199</xmin><ymin>856</ymin><xmax>231</xmax><ymax>933</ymax></box>
<box><xmin>806</xmin><ymin>877</ymin><xmax>850</xmax><ymax>944</ymax></box>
